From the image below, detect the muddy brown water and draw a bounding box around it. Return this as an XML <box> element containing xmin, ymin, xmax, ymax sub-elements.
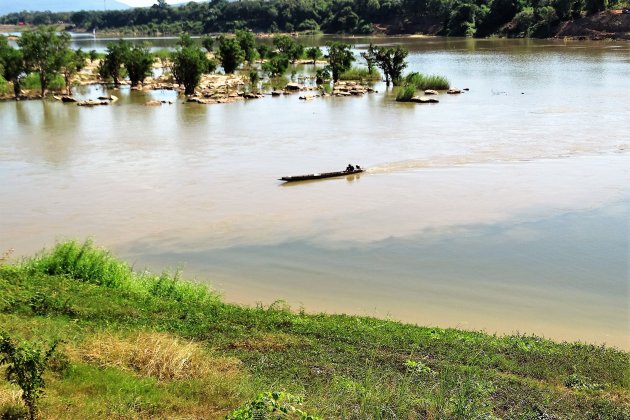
<box><xmin>1</xmin><ymin>37</ymin><xmax>628</xmax><ymax>349</ymax></box>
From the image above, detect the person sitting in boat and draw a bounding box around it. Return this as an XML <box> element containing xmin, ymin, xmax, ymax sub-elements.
<box><xmin>355</xmin><ymin>164</ymin><xmax>361</xmax><ymax>170</ymax></box>
<box><xmin>346</xmin><ymin>164</ymin><xmax>355</xmax><ymax>172</ymax></box>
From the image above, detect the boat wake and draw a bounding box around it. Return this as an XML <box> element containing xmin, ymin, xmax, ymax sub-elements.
<box><xmin>366</xmin><ymin>146</ymin><xmax>628</xmax><ymax>174</ymax></box>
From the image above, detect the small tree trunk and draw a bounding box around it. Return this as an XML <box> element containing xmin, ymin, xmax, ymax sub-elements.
<box><xmin>12</xmin><ymin>79</ymin><xmax>21</xmax><ymax>99</ymax></box>
<box><xmin>39</xmin><ymin>73</ymin><xmax>47</xmax><ymax>98</ymax></box>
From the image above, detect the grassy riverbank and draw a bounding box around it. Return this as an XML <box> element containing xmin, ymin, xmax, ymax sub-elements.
<box><xmin>0</xmin><ymin>241</ymin><xmax>628</xmax><ymax>418</ymax></box>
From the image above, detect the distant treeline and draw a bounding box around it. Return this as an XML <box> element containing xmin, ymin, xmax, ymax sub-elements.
<box><xmin>0</xmin><ymin>0</ymin><xmax>622</xmax><ymax>38</ymax></box>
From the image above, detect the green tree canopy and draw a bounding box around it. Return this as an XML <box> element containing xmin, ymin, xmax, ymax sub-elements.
<box><xmin>262</xmin><ymin>54</ymin><xmax>289</xmax><ymax>76</ymax></box>
<box><xmin>99</xmin><ymin>40</ymin><xmax>131</xmax><ymax>85</ymax></box>
<box><xmin>326</xmin><ymin>42</ymin><xmax>354</xmax><ymax>83</ymax></box>
<box><xmin>217</xmin><ymin>35</ymin><xmax>245</xmax><ymax>74</ymax></box>
<box><xmin>306</xmin><ymin>46</ymin><xmax>323</xmax><ymax>64</ymax></box>
<box><xmin>172</xmin><ymin>34</ymin><xmax>210</xmax><ymax>95</ymax></box>
<box><xmin>374</xmin><ymin>45</ymin><xmax>408</xmax><ymax>86</ymax></box>
<box><xmin>59</xmin><ymin>48</ymin><xmax>86</xmax><ymax>95</ymax></box>
<box><xmin>236</xmin><ymin>29</ymin><xmax>257</xmax><ymax>64</ymax></box>
<box><xmin>18</xmin><ymin>27</ymin><xmax>71</xmax><ymax>97</ymax></box>
<box><xmin>123</xmin><ymin>44</ymin><xmax>153</xmax><ymax>86</ymax></box>
<box><xmin>0</xmin><ymin>35</ymin><xmax>25</xmax><ymax>98</ymax></box>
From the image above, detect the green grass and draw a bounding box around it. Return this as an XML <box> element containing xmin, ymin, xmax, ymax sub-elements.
<box><xmin>21</xmin><ymin>73</ymin><xmax>66</xmax><ymax>92</ymax></box>
<box><xmin>404</xmin><ymin>71</ymin><xmax>450</xmax><ymax>90</ymax></box>
<box><xmin>339</xmin><ymin>67</ymin><xmax>381</xmax><ymax>81</ymax></box>
<box><xmin>0</xmin><ymin>240</ymin><xmax>628</xmax><ymax>418</ymax></box>
<box><xmin>0</xmin><ymin>76</ymin><xmax>11</xmax><ymax>95</ymax></box>
<box><xmin>395</xmin><ymin>84</ymin><xmax>416</xmax><ymax>102</ymax></box>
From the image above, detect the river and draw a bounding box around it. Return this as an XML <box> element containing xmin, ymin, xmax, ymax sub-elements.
<box><xmin>1</xmin><ymin>36</ymin><xmax>628</xmax><ymax>349</ymax></box>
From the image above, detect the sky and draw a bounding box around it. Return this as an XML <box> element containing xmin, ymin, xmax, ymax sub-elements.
<box><xmin>118</xmin><ymin>0</ymin><xmax>203</xmax><ymax>6</ymax></box>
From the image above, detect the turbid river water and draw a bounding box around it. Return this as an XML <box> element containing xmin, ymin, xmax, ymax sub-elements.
<box><xmin>1</xmin><ymin>37</ymin><xmax>628</xmax><ymax>349</ymax></box>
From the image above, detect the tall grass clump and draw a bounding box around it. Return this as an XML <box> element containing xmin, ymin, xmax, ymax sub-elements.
<box><xmin>404</xmin><ymin>72</ymin><xmax>450</xmax><ymax>90</ymax></box>
<box><xmin>395</xmin><ymin>84</ymin><xmax>416</xmax><ymax>102</ymax></box>
<box><xmin>339</xmin><ymin>67</ymin><xmax>381</xmax><ymax>82</ymax></box>
<box><xmin>25</xmin><ymin>240</ymin><xmax>132</xmax><ymax>288</ymax></box>
<box><xmin>0</xmin><ymin>76</ymin><xmax>11</xmax><ymax>96</ymax></box>
<box><xmin>24</xmin><ymin>239</ymin><xmax>220</xmax><ymax>305</ymax></box>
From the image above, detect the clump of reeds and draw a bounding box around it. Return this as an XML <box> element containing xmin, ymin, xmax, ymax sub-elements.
<box><xmin>23</xmin><ymin>239</ymin><xmax>220</xmax><ymax>305</ymax></box>
<box><xmin>75</xmin><ymin>331</ymin><xmax>241</xmax><ymax>381</ymax></box>
<box><xmin>395</xmin><ymin>84</ymin><xmax>416</xmax><ymax>102</ymax></box>
<box><xmin>339</xmin><ymin>67</ymin><xmax>381</xmax><ymax>81</ymax></box>
<box><xmin>404</xmin><ymin>72</ymin><xmax>450</xmax><ymax>90</ymax></box>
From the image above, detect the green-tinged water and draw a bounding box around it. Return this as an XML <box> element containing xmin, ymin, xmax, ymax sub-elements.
<box><xmin>1</xmin><ymin>37</ymin><xmax>628</xmax><ymax>348</ymax></box>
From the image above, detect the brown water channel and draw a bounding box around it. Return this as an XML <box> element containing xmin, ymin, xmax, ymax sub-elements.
<box><xmin>1</xmin><ymin>37</ymin><xmax>628</xmax><ymax>349</ymax></box>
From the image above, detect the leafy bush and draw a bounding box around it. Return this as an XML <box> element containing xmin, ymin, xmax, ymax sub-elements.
<box><xmin>0</xmin><ymin>333</ymin><xmax>58</xmax><ymax>420</ymax></box>
<box><xmin>227</xmin><ymin>391</ymin><xmax>320</xmax><ymax>419</ymax></box>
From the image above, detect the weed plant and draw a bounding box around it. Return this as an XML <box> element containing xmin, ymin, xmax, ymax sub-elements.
<box><xmin>404</xmin><ymin>72</ymin><xmax>450</xmax><ymax>90</ymax></box>
<box><xmin>338</xmin><ymin>67</ymin><xmax>381</xmax><ymax>82</ymax></box>
<box><xmin>395</xmin><ymin>84</ymin><xmax>416</xmax><ymax>102</ymax></box>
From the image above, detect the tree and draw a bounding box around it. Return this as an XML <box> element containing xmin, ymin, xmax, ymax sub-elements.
<box><xmin>360</xmin><ymin>43</ymin><xmax>377</xmax><ymax>75</ymax></box>
<box><xmin>256</xmin><ymin>44</ymin><xmax>271</xmax><ymax>62</ymax></box>
<box><xmin>172</xmin><ymin>34</ymin><xmax>210</xmax><ymax>95</ymax></box>
<box><xmin>0</xmin><ymin>332</ymin><xmax>58</xmax><ymax>420</ymax></box>
<box><xmin>59</xmin><ymin>48</ymin><xmax>86</xmax><ymax>95</ymax></box>
<box><xmin>236</xmin><ymin>29</ymin><xmax>257</xmax><ymax>64</ymax></box>
<box><xmin>0</xmin><ymin>35</ymin><xmax>25</xmax><ymax>98</ymax></box>
<box><xmin>326</xmin><ymin>42</ymin><xmax>354</xmax><ymax>83</ymax></box>
<box><xmin>262</xmin><ymin>54</ymin><xmax>289</xmax><ymax>76</ymax></box>
<box><xmin>217</xmin><ymin>35</ymin><xmax>244</xmax><ymax>74</ymax></box>
<box><xmin>201</xmin><ymin>35</ymin><xmax>214</xmax><ymax>52</ymax></box>
<box><xmin>99</xmin><ymin>40</ymin><xmax>130</xmax><ymax>85</ymax></box>
<box><xmin>585</xmin><ymin>0</ymin><xmax>607</xmax><ymax>14</ymax></box>
<box><xmin>374</xmin><ymin>45</ymin><xmax>408</xmax><ymax>86</ymax></box>
<box><xmin>88</xmin><ymin>49</ymin><xmax>98</xmax><ymax>63</ymax></box>
<box><xmin>18</xmin><ymin>27</ymin><xmax>71</xmax><ymax>97</ymax></box>
<box><xmin>306</xmin><ymin>46</ymin><xmax>322</xmax><ymax>64</ymax></box>
<box><xmin>272</xmin><ymin>35</ymin><xmax>303</xmax><ymax>63</ymax></box>
<box><xmin>123</xmin><ymin>44</ymin><xmax>153</xmax><ymax>86</ymax></box>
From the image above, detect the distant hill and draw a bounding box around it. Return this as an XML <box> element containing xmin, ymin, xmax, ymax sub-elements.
<box><xmin>0</xmin><ymin>0</ymin><xmax>130</xmax><ymax>15</ymax></box>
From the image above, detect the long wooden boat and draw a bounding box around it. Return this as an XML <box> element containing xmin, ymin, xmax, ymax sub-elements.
<box><xmin>279</xmin><ymin>168</ymin><xmax>364</xmax><ymax>182</ymax></box>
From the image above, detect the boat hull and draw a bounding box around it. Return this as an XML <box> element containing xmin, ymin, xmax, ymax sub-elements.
<box><xmin>279</xmin><ymin>169</ymin><xmax>364</xmax><ymax>182</ymax></box>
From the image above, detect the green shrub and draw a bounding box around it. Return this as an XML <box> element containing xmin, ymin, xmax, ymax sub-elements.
<box><xmin>395</xmin><ymin>84</ymin><xmax>416</xmax><ymax>102</ymax></box>
<box><xmin>227</xmin><ymin>391</ymin><xmax>320</xmax><ymax>419</ymax></box>
<box><xmin>404</xmin><ymin>72</ymin><xmax>450</xmax><ymax>90</ymax></box>
<box><xmin>0</xmin><ymin>333</ymin><xmax>59</xmax><ymax>420</ymax></box>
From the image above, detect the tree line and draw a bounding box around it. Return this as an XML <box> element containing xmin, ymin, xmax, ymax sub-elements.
<box><xmin>1</xmin><ymin>27</ymin><xmax>416</xmax><ymax>99</ymax></box>
<box><xmin>0</xmin><ymin>0</ymin><xmax>619</xmax><ymax>38</ymax></box>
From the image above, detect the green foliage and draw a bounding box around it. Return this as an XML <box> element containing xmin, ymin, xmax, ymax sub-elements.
<box><xmin>586</xmin><ymin>0</ymin><xmax>608</xmax><ymax>13</ymax></box>
<box><xmin>227</xmin><ymin>391</ymin><xmax>320</xmax><ymax>420</ymax></box>
<box><xmin>123</xmin><ymin>44</ymin><xmax>153</xmax><ymax>86</ymax></box>
<box><xmin>338</xmin><ymin>66</ymin><xmax>381</xmax><ymax>81</ymax></box>
<box><xmin>404</xmin><ymin>71</ymin><xmax>450</xmax><ymax>90</ymax></box>
<box><xmin>262</xmin><ymin>54</ymin><xmax>289</xmax><ymax>77</ymax></box>
<box><xmin>360</xmin><ymin>44</ymin><xmax>378</xmax><ymax>75</ymax></box>
<box><xmin>305</xmin><ymin>47</ymin><xmax>322</xmax><ymax>64</ymax></box>
<box><xmin>218</xmin><ymin>35</ymin><xmax>245</xmax><ymax>74</ymax></box>
<box><xmin>88</xmin><ymin>49</ymin><xmax>99</xmax><ymax>63</ymax></box>
<box><xmin>374</xmin><ymin>45</ymin><xmax>408</xmax><ymax>86</ymax></box>
<box><xmin>172</xmin><ymin>34</ymin><xmax>210</xmax><ymax>95</ymax></box>
<box><xmin>236</xmin><ymin>30</ymin><xmax>258</xmax><ymax>64</ymax></box>
<box><xmin>272</xmin><ymin>36</ymin><xmax>303</xmax><ymax>63</ymax></box>
<box><xmin>395</xmin><ymin>84</ymin><xmax>416</xmax><ymax>102</ymax></box>
<box><xmin>59</xmin><ymin>48</ymin><xmax>86</xmax><ymax>95</ymax></box>
<box><xmin>256</xmin><ymin>44</ymin><xmax>272</xmax><ymax>61</ymax></box>
<box><xmin>404</xmin><ymin>359</ymin><xmax>434</xmax><ymax>375</ymax></box>
<box><xmin>0</xmin><ymin>332</ymin><xmax>58</xmax><ymax>420</ymax></box>
<box><xmin>315</xmin><ymin>67</ymin><xmax>330</xmax><ymax>85</ymax></box>
<box><xmin>325</xmin><ymin>42</ymin><xmax>354</xmax><ymax>83</ymax></box>
<box><xmin>17</xmin><ymin>27</ymin><xmax>71</xmax><ymax>97</ymax></box>
<box><xmin>565</xmin><ymin>373</ymin><xmax>605</xmax><ymax>391</ymax></box>
<box><xmin>99</xmin><ymin>40</ymin><xmax>130</xmax><ymax>85</ymax></box>
<box><xmin>0</xmin><ymin>35</ymin><xmax>25</xmax><ymax>98</ymax></box>
<box><xmin>201</xmin><ymin>35</ymin><xmax>214</xmax><ymax>52</ymax></box>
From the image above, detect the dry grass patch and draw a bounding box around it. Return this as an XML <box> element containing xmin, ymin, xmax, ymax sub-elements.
<box><xmin>230</xmin><ymin>332</ymin><xmax>309</xmax><ymax>352</ymax></box>
<box><xmin>71</xmin><ymin>331</ymin><xmax>242</xmax><ymax>381</ymax></box>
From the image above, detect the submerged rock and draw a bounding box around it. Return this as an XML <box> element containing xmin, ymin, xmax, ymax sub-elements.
<box><xmin>424</xmin><ymin>89</ymin><xmax>439</xmax><ymax>95</ymax></box>
<box><xmin>77</xmin><ymin>99</ymin><xmax>109</xmax><ymax>107</ymax></box>
<box><xmin>447</xmin><ymin>88</ymin><xmax>462</xmax><ymax>94</ymax></box>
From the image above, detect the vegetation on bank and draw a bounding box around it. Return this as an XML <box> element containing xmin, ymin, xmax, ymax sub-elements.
<box><xmin>0</xmin><ymin>240</ymin><xmax>628</xmax><ymax>418</ymax></box>
<box><xmin>2</xmin><ymin>28</ymin><xmax>452</xmax><ymax>103</ymax></box>
<box><xmin>0</xmin><ymin>0</ymin><xmax>626</xmax><ymax>38</ymax></box>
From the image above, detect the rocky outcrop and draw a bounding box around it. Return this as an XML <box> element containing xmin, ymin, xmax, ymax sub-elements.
<box><xmin>410</xmin><ymin>96</ymin><xmax>439</xmax><ymax>103</ymax></box>
<box><xmin>447</xmin><ymin>88</ymin><xmax>462</xmax><ymax>94</ymax></box>
<box><xmin>424</xmin><ymin>89</ymin><xmax>439</xmax><ymax>95</ymax></box>
<box><xmin>77</xmin><ymin>99</ymin><xmax>110</xmax><ymax>107</ymax></box>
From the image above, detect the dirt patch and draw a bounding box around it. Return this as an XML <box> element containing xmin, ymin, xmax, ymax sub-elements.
<box><xmin>554</xmin><ymin>11</ymin><xmax>630</xmax><ymax>39</ymax></box>
<box><xmin>230</xmin><ymin>332</ymin><xmax>310</xmax><ymax>352</ymax></box>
